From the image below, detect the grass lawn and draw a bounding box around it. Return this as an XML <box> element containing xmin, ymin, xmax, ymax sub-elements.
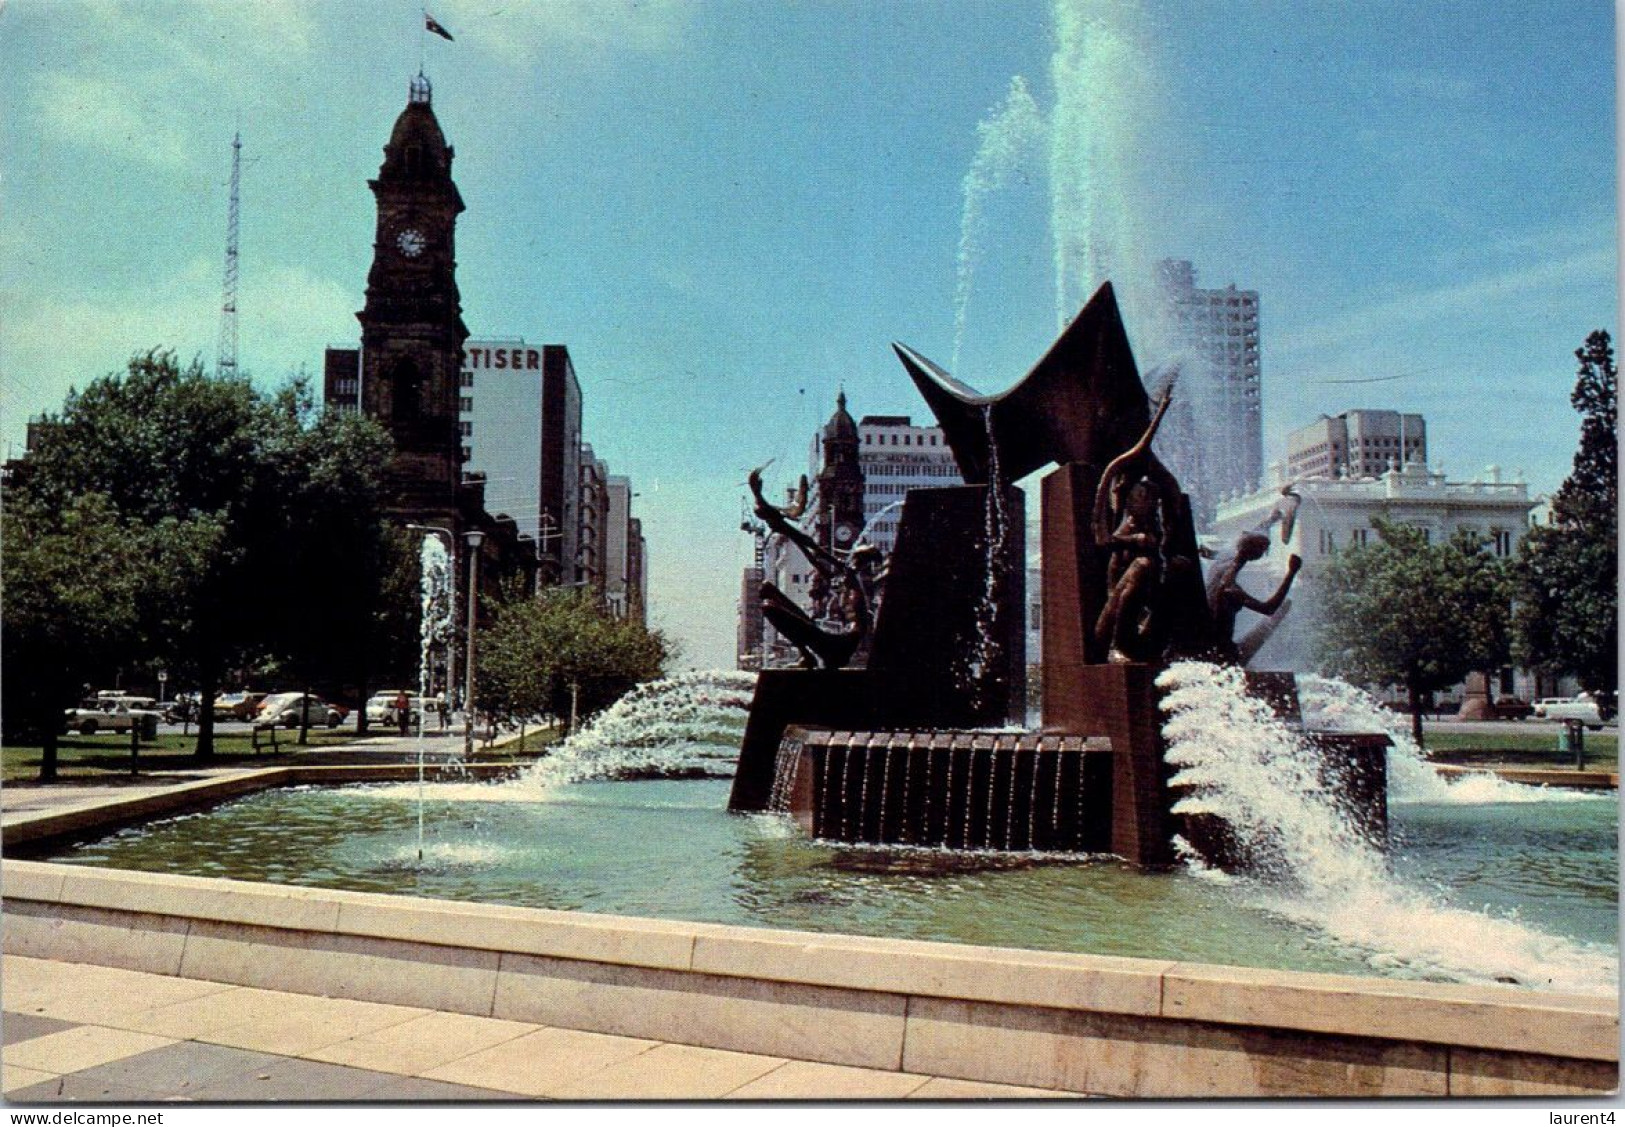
<box><xmin>0</xmin><ymin>728</ymin><xmax>370</xmax><ymax>783</ymax></box>
<box><xmin>1422</xmin><ymin>729</ymin><xmax>1617</xmax><ymax>772</ymax></box>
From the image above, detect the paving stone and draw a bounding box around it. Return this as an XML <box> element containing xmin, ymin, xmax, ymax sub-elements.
<box><xmin>550</xmin><ymin>1041</ymin><xmax>785</xmax><ymax>1099</ymax></box>
<box><xmin>185</xmin><ymin>1055</ymin><xmax>400</xmax><ymax>1102</ymax></box>
<box><xmin>2</xmin><ymin>1064</ymin><xmax>58</xmax><ymax>1095</ymax></box>
<box><xmin>12</xmin><ymin>1073</ymin><xmax>181</xmax><ymax>1104</ymax></box>
<box><xmin>907</xmin><ymin>1076</ymin><xmax>1074</xmax><ymax>1099</ymax></box>
<box><xmin>422</xmin><ymin>1026</ymin><xmax>657</xmax><ymax>1097</ymax></box>
<box><xmin>2</xmin><ymin>1025</ymin><xmax>176</xmax><ymax>1076</ymax></box>
<box><xmin>361</xmin><ymin>1074</ymin><xmax>534</xmax><ymax>1102</ymax></box>
<box><xmin>121</xmin><ymin>985</ymin><xmax>312</xmax><ymax>1039</ymax></box>
<box><xmin>199</xmin><ymin>995</ymin><xmax>428</xmax><ymax>1056</ymax></box>
<box><xmin>725</xmin><ymin>1059</ymin><xmax>933</xmax><ymax>1099</ymax></box>
<box><xmin>304</xmin><ymin>1010</ymin><xmax>537</xmax><ymax>1076</ymax></box>
<box><xmin>2</xmin><ymin>1012</ymin><xmax>78</xmax><ymax>1045</ymax></box>
<box><xmin>52</xmin><ymin>1040</ymin><xmax>287</xmax><ymax>1100</ymax></box>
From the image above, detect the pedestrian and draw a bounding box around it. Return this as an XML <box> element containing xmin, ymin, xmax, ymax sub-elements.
<box><xmin>394</xmin><ymin>690</ymin><xmax>410</xmax><ymax>736</ymax></box>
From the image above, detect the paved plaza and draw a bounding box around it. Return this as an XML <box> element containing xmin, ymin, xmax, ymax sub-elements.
<box><xmin>1</xmin><ymin>956</ymin><xmax>1059</xmax><ymax>1102</ymax></box>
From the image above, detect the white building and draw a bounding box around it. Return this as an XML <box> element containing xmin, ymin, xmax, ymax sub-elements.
<box><xmin>1209</xmin><ymin>457</ymin><xmax>1534</xmax><ymax>670</ymax></box>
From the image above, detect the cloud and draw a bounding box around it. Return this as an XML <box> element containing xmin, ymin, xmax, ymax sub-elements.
<box><xmin>31</xmin><ymin>71</ymin><xmax>194</xmax><ymax>170</ymax></box>
<box><xmin>433</xmin><ymin>0</ymin><xmax>688</xmax><ymax>67</ymax></box>
<box><xmin>0</xmin><ymin>259</ymin><xmax>357</xmax><ymax>452</ymax></box>
<box><xmin>1273</xmin><ymin>243</ymin><xmax>1616</xmax><ymax>361</ymax></box>
<box><xmin>17</xmin><ymin>0</ymin><xmax>323</xmax><ymax>169</ymax></box>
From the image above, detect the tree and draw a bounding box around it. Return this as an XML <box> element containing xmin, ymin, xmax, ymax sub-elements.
<box><xmin>1314</xmin><ymin>521</ymin><xmax>1512</xmax><ymax>745</ymax></box>
<box><xmin>3</xmin><ymin>351</ymin><xmax>409</xmax><ymax>758</ymax></box>
<box><xmin>1514</xmin><ymin>330</ymin><xmax>1618</xmax><ymax>709</ymax></box>
<box><xmin>263</xmin><ymin>381</ymin><xmax>408</xmax><ymax>740</ymax></box>
<box><xmin>479</xmin><ymin>584</ymin><xmax>671</xmax><ymax>736</ymax></box>
<box><xmin>1</xmin><ymin>494</ymin><xmax>163</xmax><ymax>777</ymax></box>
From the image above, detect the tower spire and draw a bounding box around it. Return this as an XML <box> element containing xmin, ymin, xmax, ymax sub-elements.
<box><xmin>215</xmin><ymin>131</ymin><xmax>241</xmax><ymax>379</ymax></box>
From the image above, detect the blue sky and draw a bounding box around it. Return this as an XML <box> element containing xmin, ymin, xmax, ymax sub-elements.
<box><xmin>2</xmin><ymin>1</ymin><xmax>1616</xmax><ymax>669</ymax></box>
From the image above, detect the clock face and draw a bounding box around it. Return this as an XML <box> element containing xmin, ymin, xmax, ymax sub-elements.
<box><xmin>396</xmin><ymin>228</ymin><xmax>426</xmax><ymax>257</ymax></box>
<box><xmin>834</xmin><ymin>523</ymin><xmax>855</xmax><ymax>545</ymax></box>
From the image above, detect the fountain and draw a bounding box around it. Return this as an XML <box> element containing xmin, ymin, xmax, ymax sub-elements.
<box><xmin>730</xmin><ymin>281</ymin><xmax>1381</xmax><ymax>871</ymax></box>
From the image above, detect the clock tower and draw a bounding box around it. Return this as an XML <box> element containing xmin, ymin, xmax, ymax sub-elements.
<box><xmin>357</xmin><ymin>73</ymin><xmax>468</xmax><ymax>528</ymax></box>
<box><xmin>814</xmin><ymin>391</ymin><xmax>865</xmax><ymax>553</ymax></box>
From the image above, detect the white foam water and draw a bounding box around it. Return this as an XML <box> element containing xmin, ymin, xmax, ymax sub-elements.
<box><xmin>1297</xmin><ymin>675</ymin><xmax>1602</xmax><ymax>806</ymax></box>
<box><xmin>1159</xmin><ymin>662</ymin><xmax>1616</xmax><ymax>995</ymax></box>
<box><xmin>359</xmin><ymin>671</ymin><xmax>758</xmax><ymax>808</ymax></box>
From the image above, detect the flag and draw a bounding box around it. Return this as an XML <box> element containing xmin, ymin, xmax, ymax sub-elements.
<box><xmin>425</xmin><ymin>12</ymin><xmax>454</xmax><ymax>40</ymax></box>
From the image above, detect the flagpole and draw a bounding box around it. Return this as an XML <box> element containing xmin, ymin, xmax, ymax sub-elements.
<box><xmin>419</xmin><ymin>8</ymin><xmax>426</xmax><ymax>73</ymax></box>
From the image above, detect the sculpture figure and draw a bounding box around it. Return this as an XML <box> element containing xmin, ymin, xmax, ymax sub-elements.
<box><xmin>749</xmin><ymin>466</ymin><xmax>875</xmax><ymax>670</ymax></box>
<box><xmin>1090</xmin><ymin>394</ymin><xmax>1190</xmax><ymax>663</ymax></box>
<box><xmin>1205</xmin><ymin>487</ymin><xmax>1303</xmax><ymax>665</ymax></box>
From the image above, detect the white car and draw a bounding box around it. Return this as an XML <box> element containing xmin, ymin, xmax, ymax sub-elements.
<box><xmin>1532</xmin><ymin>696</ymin><xmax>1606</xmax><ymax>729</ymax></box>
<box><xmin>64</xmin><ymin>696</ymin><xmax>163</xmax><ymax>735</ymax></box>
<box><xmin>365</xmin><ymin>690</ymin><xmax>422</xmax><ymax>727</ymax></box>
<box><xmin>256</xmin><ymin>692</ymin><xmax>345</xmax><ymax>729</ymax></box>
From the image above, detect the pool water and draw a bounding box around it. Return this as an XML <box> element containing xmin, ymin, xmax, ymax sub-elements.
<box><xmin>45</xmin><ymin>775</ymin><xmax>1618</xmax><ymax>994</ymax></box>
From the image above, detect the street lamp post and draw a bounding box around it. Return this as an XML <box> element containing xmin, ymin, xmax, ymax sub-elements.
<box><xmin>406</xmin><ymin>524</ymin><xmax>457</xmax><ymax>722</ymax></box>
<box><xmin>464</xmin><ymin>529</ymin><xmax>486</xmax><ymax>760</ymax></box>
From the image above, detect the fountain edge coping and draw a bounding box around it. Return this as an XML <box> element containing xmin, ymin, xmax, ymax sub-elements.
<box><xmin>1</xmin><ymin>855</ymin><xmax>1615</xmax><ymax>1064</ymax></box>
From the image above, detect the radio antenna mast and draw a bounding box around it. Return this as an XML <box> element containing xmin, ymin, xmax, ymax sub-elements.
<box><xmin>215</xmin><ymin>131</ymin><xmax>241</xmax><ymax>378</ymax></box>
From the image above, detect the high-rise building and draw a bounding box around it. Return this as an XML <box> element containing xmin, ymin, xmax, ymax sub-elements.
<box><xmin>1153</xmin><ymin>259</ymin><xmax>1261</xmax><ymax>529</ymax></box>
<box><xmin>453</xmin><ymin>339</ymin><xmax>582</xmax><ymax>583</ymax></box>
<box><xmin>627</xmin><ymin>516</ymin><xmax>648</xmax><ymax>625</ymax></box>
<box><xmin>605</xmin><ymin>475</ymin><xmax>634</xmax><ymax>618</ymax></box>
<box><xmin>577</xmin><ymin>446</ymin><xmax>608</xmax><ymax>592</ymax></box>
<box><xmin>1286</xmin><ymin>410</ymin><xmax>1427</xmax><ymax>481</ymax></box>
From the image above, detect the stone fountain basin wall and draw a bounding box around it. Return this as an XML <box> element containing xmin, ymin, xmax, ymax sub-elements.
<box><xmin>1</xmin><ymin>771</ymin><xmax>1617</xmax><ymax>1098</ymax></box>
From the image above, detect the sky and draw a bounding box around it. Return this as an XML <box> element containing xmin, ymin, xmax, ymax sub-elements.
<box><xmin>1</xmin><ymin>0</ymin><xmax>1616</xmax><ymax>670</ymax></box>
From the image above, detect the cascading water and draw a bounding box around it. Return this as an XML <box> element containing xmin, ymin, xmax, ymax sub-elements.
<box><xmin>511</xmin><ymin>670</ymin><xmax>757</xmax><ymax>793</ymax></box>
<box><xmin>957</xmin><ymin>404</ymin><xmax>1011</xmax><ymax>711</ymax></box>
<box><xmin>1159</xmin><ymin>661</ymin><xmax>1616</xmax><ymax>994</ymax></box>
<box><xmin>1297</xmin><ymin>675</ymin><xmax>1593</xmax><ymax>806</ymax></box>
<box><xmin>414</xmin><ymin>536</ymin><xmax>453</xmax><ymax>860</ymax></box>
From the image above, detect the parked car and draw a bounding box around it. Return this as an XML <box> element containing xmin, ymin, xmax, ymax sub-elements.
<box><xmin>1492</xmin><ymin>697</ymin><xmax>1534</xmax><ymax>721</ymax></box>
<box><xmin>365</xmin><ymin>690</ymin><xmax>422</xmax><ymax>728</ymax></box>
<box><xmin>256</xmin><ymin>692</ymin><xmax>346</xmax><ymax>729</ymax></box>
<box><xmin>1532</xmin><ymin>696</ymin><xmax>1606</xmax><ymax>729</ymax></box>
<box><xmin>63</xmin><ymin>696</ymin><xmax>164</xmax><ymax>736</ymax></box>
<box><xmin>214</xmin><ymin>691</ymin><xmax>269</xmax><ymax>722</ymax></box>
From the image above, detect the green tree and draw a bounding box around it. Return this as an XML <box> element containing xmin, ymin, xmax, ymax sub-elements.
<box><xmin>1315</xmin><ymin>521</ymin><xmax>1512</xmax><ymax>745</ymax></box>
<box><xmin>478</xmin><ymin>584</ymin><xmax>671</xmax><ymax>736</ymax></box>
<box><xmin>1514</xmin><ymin>330</ymin><xmax>1618</xmax><ymax>709</ymax></box>
<box><xmin>2</xmin><ymin>494</ymin><xmax>157</xmax><ymax>777</ymax></box>
<box><xmin>264</xmin><ymin>381</ymin><xmax>408</xmax><ymax>740</ymax></box>
<box><xmin>3</xmin><ymin>351</ymin><xmax>411</xmax><ymax>757</ymax></box>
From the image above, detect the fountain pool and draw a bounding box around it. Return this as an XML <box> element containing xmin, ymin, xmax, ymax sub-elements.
<box><xmin>34</xmin><ymin>671</ymin><xmax>1619</xmax><ymax>999</ymax></box>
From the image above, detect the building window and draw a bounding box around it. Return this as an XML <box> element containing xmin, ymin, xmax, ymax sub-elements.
<box><xmin>459</xmin><ymin>396</ymin><xmax>473</xmax><ymax>412</ymax></box>
<box><xmin>1319</xmin><ymin>529</ymin><xmax>1336</xmax><ymax>554</ymax></box>
<box><xmin>1493</xmin><ymin>528</ymin><xmax>1513</xmax><ymax>557</ymax></box>
<box><xmin>459</xmin><ymin>421</ymin><xmax>472</xmax><ymax>437</ymax></box>
<box><xmin>1350</xmin><ymin>528</ymin><xmax>1369</xmax><ymax>548</ymax></box>
<box><xmin>461</xmin><ymin>372</ymin><xmax>474</xmax><ymax>388</ymax></box>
